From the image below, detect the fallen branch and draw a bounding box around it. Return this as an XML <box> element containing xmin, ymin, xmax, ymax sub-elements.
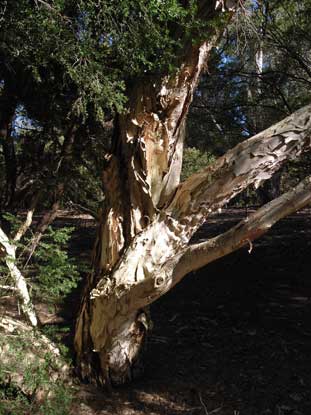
<box><xmin>0</xmin><ymin>225</ymin><xmax>38</xmax><ymax>327</ymax></box>
<box><xmin>25</xmin><ymin>192</ymin><xmax>62</xmax><ymax>266</ymax></box>
<box><xmin>0</xmin><ymin>285</ymin><xmax>18</xmax><ymax>291</ymax></box>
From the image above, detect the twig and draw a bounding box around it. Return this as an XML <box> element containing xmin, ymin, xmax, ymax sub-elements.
<box><xmin>198</xmin><ymin>391</ymin><xmax>209</xmax><ymax>415</ymax></box>
<box><xmin>14</xmin><ymin>193</ymin><xmax>38</xmax><ymax>242</ymax></box>
<box><xmin>35</xmin><ymin>0</ymin><xmax>71</xmax><ymax>23</ymax></box>
<box><xmin>209</xmin><ymin>406</ymin><xmax>223</xmax><ymax>415</ymax></box>
<box><xmin>0</xmin><ymin>285</ymin><xmax>18</xmax><ymax>291</ymax></box>
<box><xmin>14</xmin><ymin>209</ymin><xmax>35</xmax><ymax>242</ymax></box>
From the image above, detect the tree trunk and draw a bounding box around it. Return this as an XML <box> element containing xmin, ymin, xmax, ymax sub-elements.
<box><xmin>0</xmin><ymin>86</ymin><xmax>17</xmax><ymax>208</ymax></box>
<box><xmin>74</xmin><ymin>25</ymin><xmax>222</xmax><ymax>385</ymax></box>
<box><xmin>25</xmin><ymin>124</ymin><xmax>78</xmax><ymax>263</ymax></box>
<box><xmin>74</xmin><ymin>3</ymin><xmax>311</xmax><ymax>387</ymax></box>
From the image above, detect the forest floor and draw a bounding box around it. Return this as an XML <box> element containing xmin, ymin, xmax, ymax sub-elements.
<box><xmin>5</xmin><ymin>208</ymin><xmax>311</xmax><ymax>415</ymax></box>
<box><xmin>61</xmin><ymin>207</ymin><xmax>311</xmax><ymax>415</ymax></box>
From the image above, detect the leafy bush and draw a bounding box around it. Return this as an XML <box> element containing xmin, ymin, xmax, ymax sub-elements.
<box><xmin>0</xmin><ymin>214</ymin><xmax>82</xmax><ymax>413</ymax></box>
<box><xmin>0</xmin><ymin>326</ymin><xmax>73</xmax><ymax>415</ymax></box>
<box><xmin>181</xmin><ymin>147</ymin><xmax>215</xmax><ymax>181</ymax></box>
<box><xmin>0</xmin><ymin>214</ymin><xmax>82</xmax><ymax>304</ymax></box>
<box><xmin>32</xmin><ymin>226</ymin><xmax>81</xmax><ymax>303</ymax></box>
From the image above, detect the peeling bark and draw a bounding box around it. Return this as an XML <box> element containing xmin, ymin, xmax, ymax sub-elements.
<box><xmin>75</xmin><ymin>100</ymin><xmax>311</xmax><ymax>386</ymax></box>
<box><xmin>75</xmin><ymin>32</ymin><xmax>221</xmax><ymax>385</ymax></box>
<box><xmin>168</xmin><ymin>104</ymin><xmax>311</xmax><ymax>223</ymax></box>
<box><xmin>74</xmin><ymin>4</ymin><xmax>228</xmax><ymax>383</ymax></box>
<box><xmin>74</xmin><ymin>2</ymin><xmax>311</xmax><ymax>387</ymax></box>
<box><xmin>0</xmin><ymin>225</ymin><xmax>38</xmax><ymax>327</ymax></box>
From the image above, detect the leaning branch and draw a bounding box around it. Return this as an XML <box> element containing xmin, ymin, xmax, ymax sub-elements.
<box><xmin>0</xmin><ymin>227</ymin><xmax>38</xmax><ymax>327</ymax></box>
<box><xmin>173</xmin><ymin>175</ymin><xmax>311</xmax><ymax>282</ymax></box>
<box><xmin>168</xmin><ymin>104</ymin><xmax>311</xmax><ymax>224</ymax></box>
<box><xmin>25</xmin><ymin>194</ymin><xmax>62</xmax><ymax>266</ymax></box>
<box><xmin>13</xmin><ymin>195</ymin><xmax>38</xmax><ymax>243</ymax></box>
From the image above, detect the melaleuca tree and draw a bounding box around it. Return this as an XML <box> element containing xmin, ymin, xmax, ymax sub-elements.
<box><xmin>1</xmin><ymin>0</ymin><xmax>311</xmax><ymax>387</ymax></box>
<box><xmin>72</xmin><ymin>0</ymin><xmax>311</xmax><ymax>386</ymax></box>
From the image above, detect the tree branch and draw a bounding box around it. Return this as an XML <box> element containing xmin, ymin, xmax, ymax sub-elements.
<box><xmin>125</xmin><ymin>175</ymin><xmax>311</xmax><ymax>311</ymax></box>
<box><xmin>173</xmin><ymin>175</ymin><xmax>311</xmax><ymax>282</ymax></box>
<box><xmin>13</xmin><ymin>195</ymin><xmax>38</xmax><ymax>242</ymax></box>
<box><xmin>83</xmin><ymin>106</ymin><xmax>311</xmax><ymax>318</ymax></box>
<box><xmin>0</xmin><ymin>226</ymin><xmax>38</xmax><ymax>326</ymax></box>
<box><xmin>168</xmin><ymin>104</ymin><xmax>311</xmax><ymax>226</ymax></box>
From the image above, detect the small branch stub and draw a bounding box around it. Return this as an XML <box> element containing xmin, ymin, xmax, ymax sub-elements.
<box><xmin>247</xmin><ymin>239</ymin><xmax>253</xmax><ymax>254</ymax></box>
<box><xmin>155</xmin><ymin>276</ymin><xmax>165</xmax><ymax>287</ymax></box>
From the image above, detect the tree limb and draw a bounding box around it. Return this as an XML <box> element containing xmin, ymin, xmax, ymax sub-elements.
<box><xmin>13</xmin><ymin>195</ymin><xmax>38</xmax><ymax>243</ymax></box>
<box><xmin>83</xmin><ymin>106</ymin><xmax>311</xmax><ymax>316</ymax></box>
<box><xmin>168</xmin><ymin>104</ymin><xmax>311</xmax><ymax>226</ymax></box>
<box><xmin>0</xmin><ymin>227</ymin><xmax>38</xmax><ymax>326</ymax></box>
<box><xmin>173</xmin><ymin>175</ymin><xmax>311</xmax><ymax>282</ymax></box>
<box><xmin>125</xmin><ymin>176</ymin><xmax>311</xmax><ymax>311</ymax></box>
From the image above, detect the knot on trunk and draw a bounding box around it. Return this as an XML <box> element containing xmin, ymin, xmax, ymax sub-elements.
<box><xmin>155</xmin><ymin>275</ymin><xmax>165</xmax><ymax>287</ymax></box>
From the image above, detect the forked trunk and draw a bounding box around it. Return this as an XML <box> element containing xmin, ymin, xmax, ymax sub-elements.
<box><xmin>74</xmin><ymin>3</ymin><xmax>311</xmax><ymax>387</ymax></box>
<box><xmin>74</xmin><ymin>33</ymin><xmax>219</xmax><ymax>385</ymax></box>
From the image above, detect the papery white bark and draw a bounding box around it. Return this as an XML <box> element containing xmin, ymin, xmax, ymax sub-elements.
<box><xmin>0</xmin><ymin>217</ymin><xmax>37</xmax><ymax>327</ymax></box>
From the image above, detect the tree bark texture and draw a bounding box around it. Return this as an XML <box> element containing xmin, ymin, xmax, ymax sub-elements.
<box><xmin>74</xmin><ymin>24</ymin><xmax>225</xmax><ymax>384</ymax></box>
<box><xmin>74</xmin><ymin>3</ymin><xmax>311</xmax><ymax>386</ymax></box>
<box><xmin>0</xmin><ymin>223</ymin><xmax>38</xmax><ymax>327</ymax></box>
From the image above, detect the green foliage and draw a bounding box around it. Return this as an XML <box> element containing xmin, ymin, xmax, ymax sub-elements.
<box><xmin>42</xmin><ymin>325</ymin><xmax>72</xmax><ymax>362</ymax></box>
<box><xmin>181</xmin><ymin>147</ymin><xmax>215</xmax><ymax>181</ymax></box>
<box><xmin>0</xmin><ymin>214</ymin><xmax>82</xmax><ymax>304</ymax></box>
<box><xmin>0</xmin><ymin>331</ymin><xmax>73</xmax><ymax>415</ymax></box>
<box><xmin>1</xmin><ymin>212</ymin><xmax>22</xmax><ymax>235</ymax></box>
<box><xmin>32</xmin><ymin>226</ymin><xmax>81</xmax><ymax>303</ymax></box>
<box><xmin>0</xmin><ymin>214</ymin><xmax>77</xmax><ymax>414</ymax></box>
<box><xmin>0</xmin><ymin>0</ymin><xmax>206</xmax><ymax>122</ymax></box>
<box><xmin>1</xmin><ymin>1</ymin><xmax>222</xmax><ymax>212</ymax></box>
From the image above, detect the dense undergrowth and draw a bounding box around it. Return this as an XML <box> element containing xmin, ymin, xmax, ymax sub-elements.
<box><xmin>0</xmin><ymin>215</ymin><xmax>87</xmax><ymax>414</ymax></box>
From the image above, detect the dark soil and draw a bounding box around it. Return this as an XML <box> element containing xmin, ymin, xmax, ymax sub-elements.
<box><xmin>63</xmin><ymin>208</ymin><xmax>311</xmax><ymax>415</ymax></box>
<box><xmin>10</xmin><ymin>208</ymin><xmax>311</xmax><ymax>415</ymax></box>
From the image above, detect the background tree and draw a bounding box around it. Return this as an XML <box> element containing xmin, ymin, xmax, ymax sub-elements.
<box><xmin>185</xmin><ymin>0</ymin><xmax>311</xmax><ymax>202</ymax></box>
